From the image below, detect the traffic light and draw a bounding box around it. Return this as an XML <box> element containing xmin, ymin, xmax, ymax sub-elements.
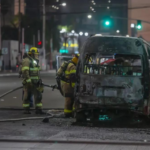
<box><xmin>137</xmin><ymin>20</ymin><xmax>142</xmax><ymax>30</ymax></box>
<box><xmin>103</xmin><ymin>16</ymin><xmax>112</xmax><ymax>27</ymax></box>
<box><xmin>104</xmin><ymin>20</ymin><xmax>110</xmax><ymax>26</ymax></box>
<box><xmin>38</xmin><ymin>41</ymin><xmax>42</xmax><ymax>46</ymax></box>
<box><xmin>37</xmin><ymin>41</ymin><xmax>42</xmax><ymax>48</ymax></box>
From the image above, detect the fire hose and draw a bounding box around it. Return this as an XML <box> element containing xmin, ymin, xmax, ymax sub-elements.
<box><xmin>0</xmin><ymin>83</ymin><xmax>64</xmax><ymax>123</ymax></box>
<box><xmin>0</xmin><ymin>83</ymin><xmax>58</xmax><ymax>99</ymax></box>
<box><xmin>0</xmin><ymin>112</ymin><xmax>66</xmax><ymax>123</ymax></box>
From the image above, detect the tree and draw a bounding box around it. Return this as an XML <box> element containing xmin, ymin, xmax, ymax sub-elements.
<box><xmin>10</xmin><ymin>14</ymin><xmax>20</xmax><ymax>28</ymax></box>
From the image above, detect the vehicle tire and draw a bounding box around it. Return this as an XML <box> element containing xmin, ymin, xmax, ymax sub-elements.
<box><xmin>75</xmin><ymin>111</ymin><xmax>86</xmax><ymax>122</ymax></box>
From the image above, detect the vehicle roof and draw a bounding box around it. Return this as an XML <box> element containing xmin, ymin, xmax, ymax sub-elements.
<box><xmin>92</xmin><ymin>35</ymin><xmax>150</xmax><ymax>46</ymax></box>
<box><xmin>92</xmin><ymin>35</ymin><xmax>140</xmax><ymax>40</ymax></box>
<box><xmin>81</xmin><ymin>35</ymin><xmax>146</xmax><ymax>55</ymax></box>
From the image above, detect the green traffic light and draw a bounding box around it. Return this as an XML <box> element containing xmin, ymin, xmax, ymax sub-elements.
<box><xmin>137</xmin><ymin>20</ymin><xmax>142</xmax><ymax>30</ymax></box>
<box><xmin>105</xmin><ymin>21</ymin><xmax>110</xmax><ymax>26</ymax></box>
<box><xmin>137</xmin><ymin>25</ymin><xmax>142</xmax><ymax>30</ymax></box>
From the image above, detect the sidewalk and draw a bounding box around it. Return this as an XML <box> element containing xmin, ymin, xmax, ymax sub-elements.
<box><xmin>0</xmin><ymin>70</ymin><xmax>56</xmax><ymax>77</ymax></box>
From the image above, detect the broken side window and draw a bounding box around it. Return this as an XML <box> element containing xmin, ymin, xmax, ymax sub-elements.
<box><xmin>83</xmin><ymin>54</ymin><xmax>142</xmax><ymax>76</ymax></box>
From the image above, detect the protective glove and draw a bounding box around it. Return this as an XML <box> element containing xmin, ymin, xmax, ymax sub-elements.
<box><xmin>37</xmin><ymin>85</ymin><xmax>44</xmax><ymax>93</ymax></box>
<box><xmin>26</xmin><ymin>82</ymin><xmax>32</xmax><ymax>88</ymax></box>
<box><xmin>37</xmin><ymin>79</ymin><xmax>43</xmax><ymax>86</ymax></box>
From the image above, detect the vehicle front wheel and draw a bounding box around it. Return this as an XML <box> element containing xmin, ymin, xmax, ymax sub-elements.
<box><xmin>74</xmin><ymin>111</ymin><xmax>86</xmax><ymax>122</ymax></box>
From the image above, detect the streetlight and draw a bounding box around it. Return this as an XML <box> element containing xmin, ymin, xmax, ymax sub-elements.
<box><xmin>85</xmin><ymin>32</ymin><xmax>88</xmax><ymax>36</ymax></box>
<box><xmin>72</xmin><ymin>30</ymin><xmax>75</xmax><ymax>33</ymax></box>
<box><xmin>60</xmin><ymin>28</ymin><xmax>66</xmax><ymax>33</ymax></box>
<box><xmin>131</xmin><ymin>23</ymin><xmax>135</xmax><ymax>28</ymax></box>
<box><xmin>116</xmin><ymin>30</ymin><xmax>120</xmax><ymax>33</ymax></box>
<box><xmin>62</xmin><ymin>28</ymin><xmax>66</xmax><ymax>32</ymax></box>
<box><xmin>62</xmin><ymin>3</ymin><xmax>66</xmax><ymax>6</ymax></box>
<box><xmin>79</xmin><ymin>32</ymin><xmax>83</xmax><ymax>36</ymax></box>
<box><xmin>107</xmin><ymin>6</ymin><xmax>110</xmax><ymax>9</ymax></box>
<box><xmin>108</xmin><ymin>0</ymin><xmax>111</xmax><ymax>3</ymax></box>
<box><xmin>87</xmin><ymin>15</ymin><xmax>92</xmax><ymax>19</ymax></box>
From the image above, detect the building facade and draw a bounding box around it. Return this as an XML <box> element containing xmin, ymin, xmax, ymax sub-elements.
<box><xmin>128</xmin><ymin>0</ymin><xmax>150</xmax><ymax>41</ymax></box>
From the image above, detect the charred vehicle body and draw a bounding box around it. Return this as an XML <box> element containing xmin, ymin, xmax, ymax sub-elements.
<box><xmin>74</xmin><ymin>35</ymin><xmax>150</xmax><ymax>123</ymax></box>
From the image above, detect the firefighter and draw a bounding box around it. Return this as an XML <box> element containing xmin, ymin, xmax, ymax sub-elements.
<box><xmin>21</xmin><ymin>47</ymin><xmax>44</xmax><ymax>114</ymax></box>
<box><xmin>61</xmin><ymin>54</ymin><xmax>80</xmax><ymax>117</ymax></box>
<box><xmin>19</xmin><ymin>53</ymin><xmax>34</xmax><ymax>107</ymax></box>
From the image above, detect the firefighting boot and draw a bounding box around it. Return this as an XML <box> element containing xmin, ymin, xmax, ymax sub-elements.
<box><xmin>64</xmin><ymin>113</ymin><xmax>73</xmax><ymax>118</ymax></box>
<box><xmin>35</xmin><ymin>109</ymin><xmax>46</xmax><ymax>115</ymax></box>
<box><xmin>30</xmin><ymin>103</ymin><xmax>34</xmax><ymax>108</ymax></box>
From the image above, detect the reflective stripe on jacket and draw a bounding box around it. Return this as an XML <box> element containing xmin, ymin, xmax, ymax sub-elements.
<box><xmin>21</xmin><ymin>57</ymin><xmax>40</xmax><ymax>82</ymax></box>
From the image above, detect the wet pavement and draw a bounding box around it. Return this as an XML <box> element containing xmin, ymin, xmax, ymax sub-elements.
<box><xmin>0</xmin><ymin>73</ymin><xmax>150</xmax><ymax>145</ymax></box>
<box><xmin>0</xmin><ymin>110</ymin><xmax>150</xmax><ymax>143</ymax></box>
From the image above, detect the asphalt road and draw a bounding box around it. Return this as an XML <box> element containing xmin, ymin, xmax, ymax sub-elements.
<box><xmin>0</xmin><ymin>73</ymin><xmax>64</xmax><ymax>109</ymax></box>
<box><xmin>0</xmin><ymin>73</ymin><xmax>150</xmax><ymax>144</ymax></box>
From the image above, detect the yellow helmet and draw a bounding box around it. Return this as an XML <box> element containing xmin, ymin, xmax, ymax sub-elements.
<box><xmin>72</xmin><ymin>53</ymin><xmax>80</xmax><ymax>64</ymax></box>
<box><xmin>28</xmin><ymin>47</ymin><xmax>39</xmax><ymax>55</ymax></box>
<box><xmin>75</xmin><ymin>53</ymin><xmax>80</xmax><ymax>58</ymax></box>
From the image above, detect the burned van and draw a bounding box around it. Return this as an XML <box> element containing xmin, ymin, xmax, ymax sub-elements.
<box><xmin>74</xmin><ymin>36</ymin><xmax>150</xmax><ymax>122</ymax></box>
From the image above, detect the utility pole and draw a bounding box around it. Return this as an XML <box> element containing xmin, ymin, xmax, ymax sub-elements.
<box><xmin>50</xmin><ymin>38</ymin><xmax>53</xmax><ymax>69</ymax></box>
<box><xmin>38</xmin><ymin>30</ymin><xmax>40</xmax><ymax>42</ymax></box>
<box><xmin>22</xmin><ymin>28</ymin><xmax>24</xmax><ymax>58</ymax></box>
<box><xmin>33</xmin><ymin>35</ymin><xmax>35</xmax><ymax>46</ymax></box>
<box><xmin>0</xmin><ymin>0</ymin><xmax>2</xmax><ymax>71</ymax></box>
<box><xmin>0</xmin><ymin>0</ymin><xmax>1</xmax><ymax>51</ymax></box>
<box><xmin>42</xmin><ymin>0</ymin><xmax>46</xmax><ymax>70</ymax></box>
<box><xmin>18</xmin><ymin>0</ymin><xmax>21</xmax><ymax>58</ymax></box>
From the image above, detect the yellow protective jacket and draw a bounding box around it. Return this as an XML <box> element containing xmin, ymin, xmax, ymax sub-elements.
<box><xmin>21</xmin><ymin>57</ymin><xmax>40</xmax><ymax>83</ymax></box>
<box><xmin>61</xmin><ymin>61</ymin><xmax>76</xmax><ymax>97</ymax></box>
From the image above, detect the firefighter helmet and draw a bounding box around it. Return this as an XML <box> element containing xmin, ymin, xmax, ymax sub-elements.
<box><xmin>28</xmin><ymin>47</ymin><xmax>39</xmax><ymax>55</ymax></box>
<box><xmin>72</xmin><ymin>53</ymin><xmax>80</xmax><ymax>64</ymax></box>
